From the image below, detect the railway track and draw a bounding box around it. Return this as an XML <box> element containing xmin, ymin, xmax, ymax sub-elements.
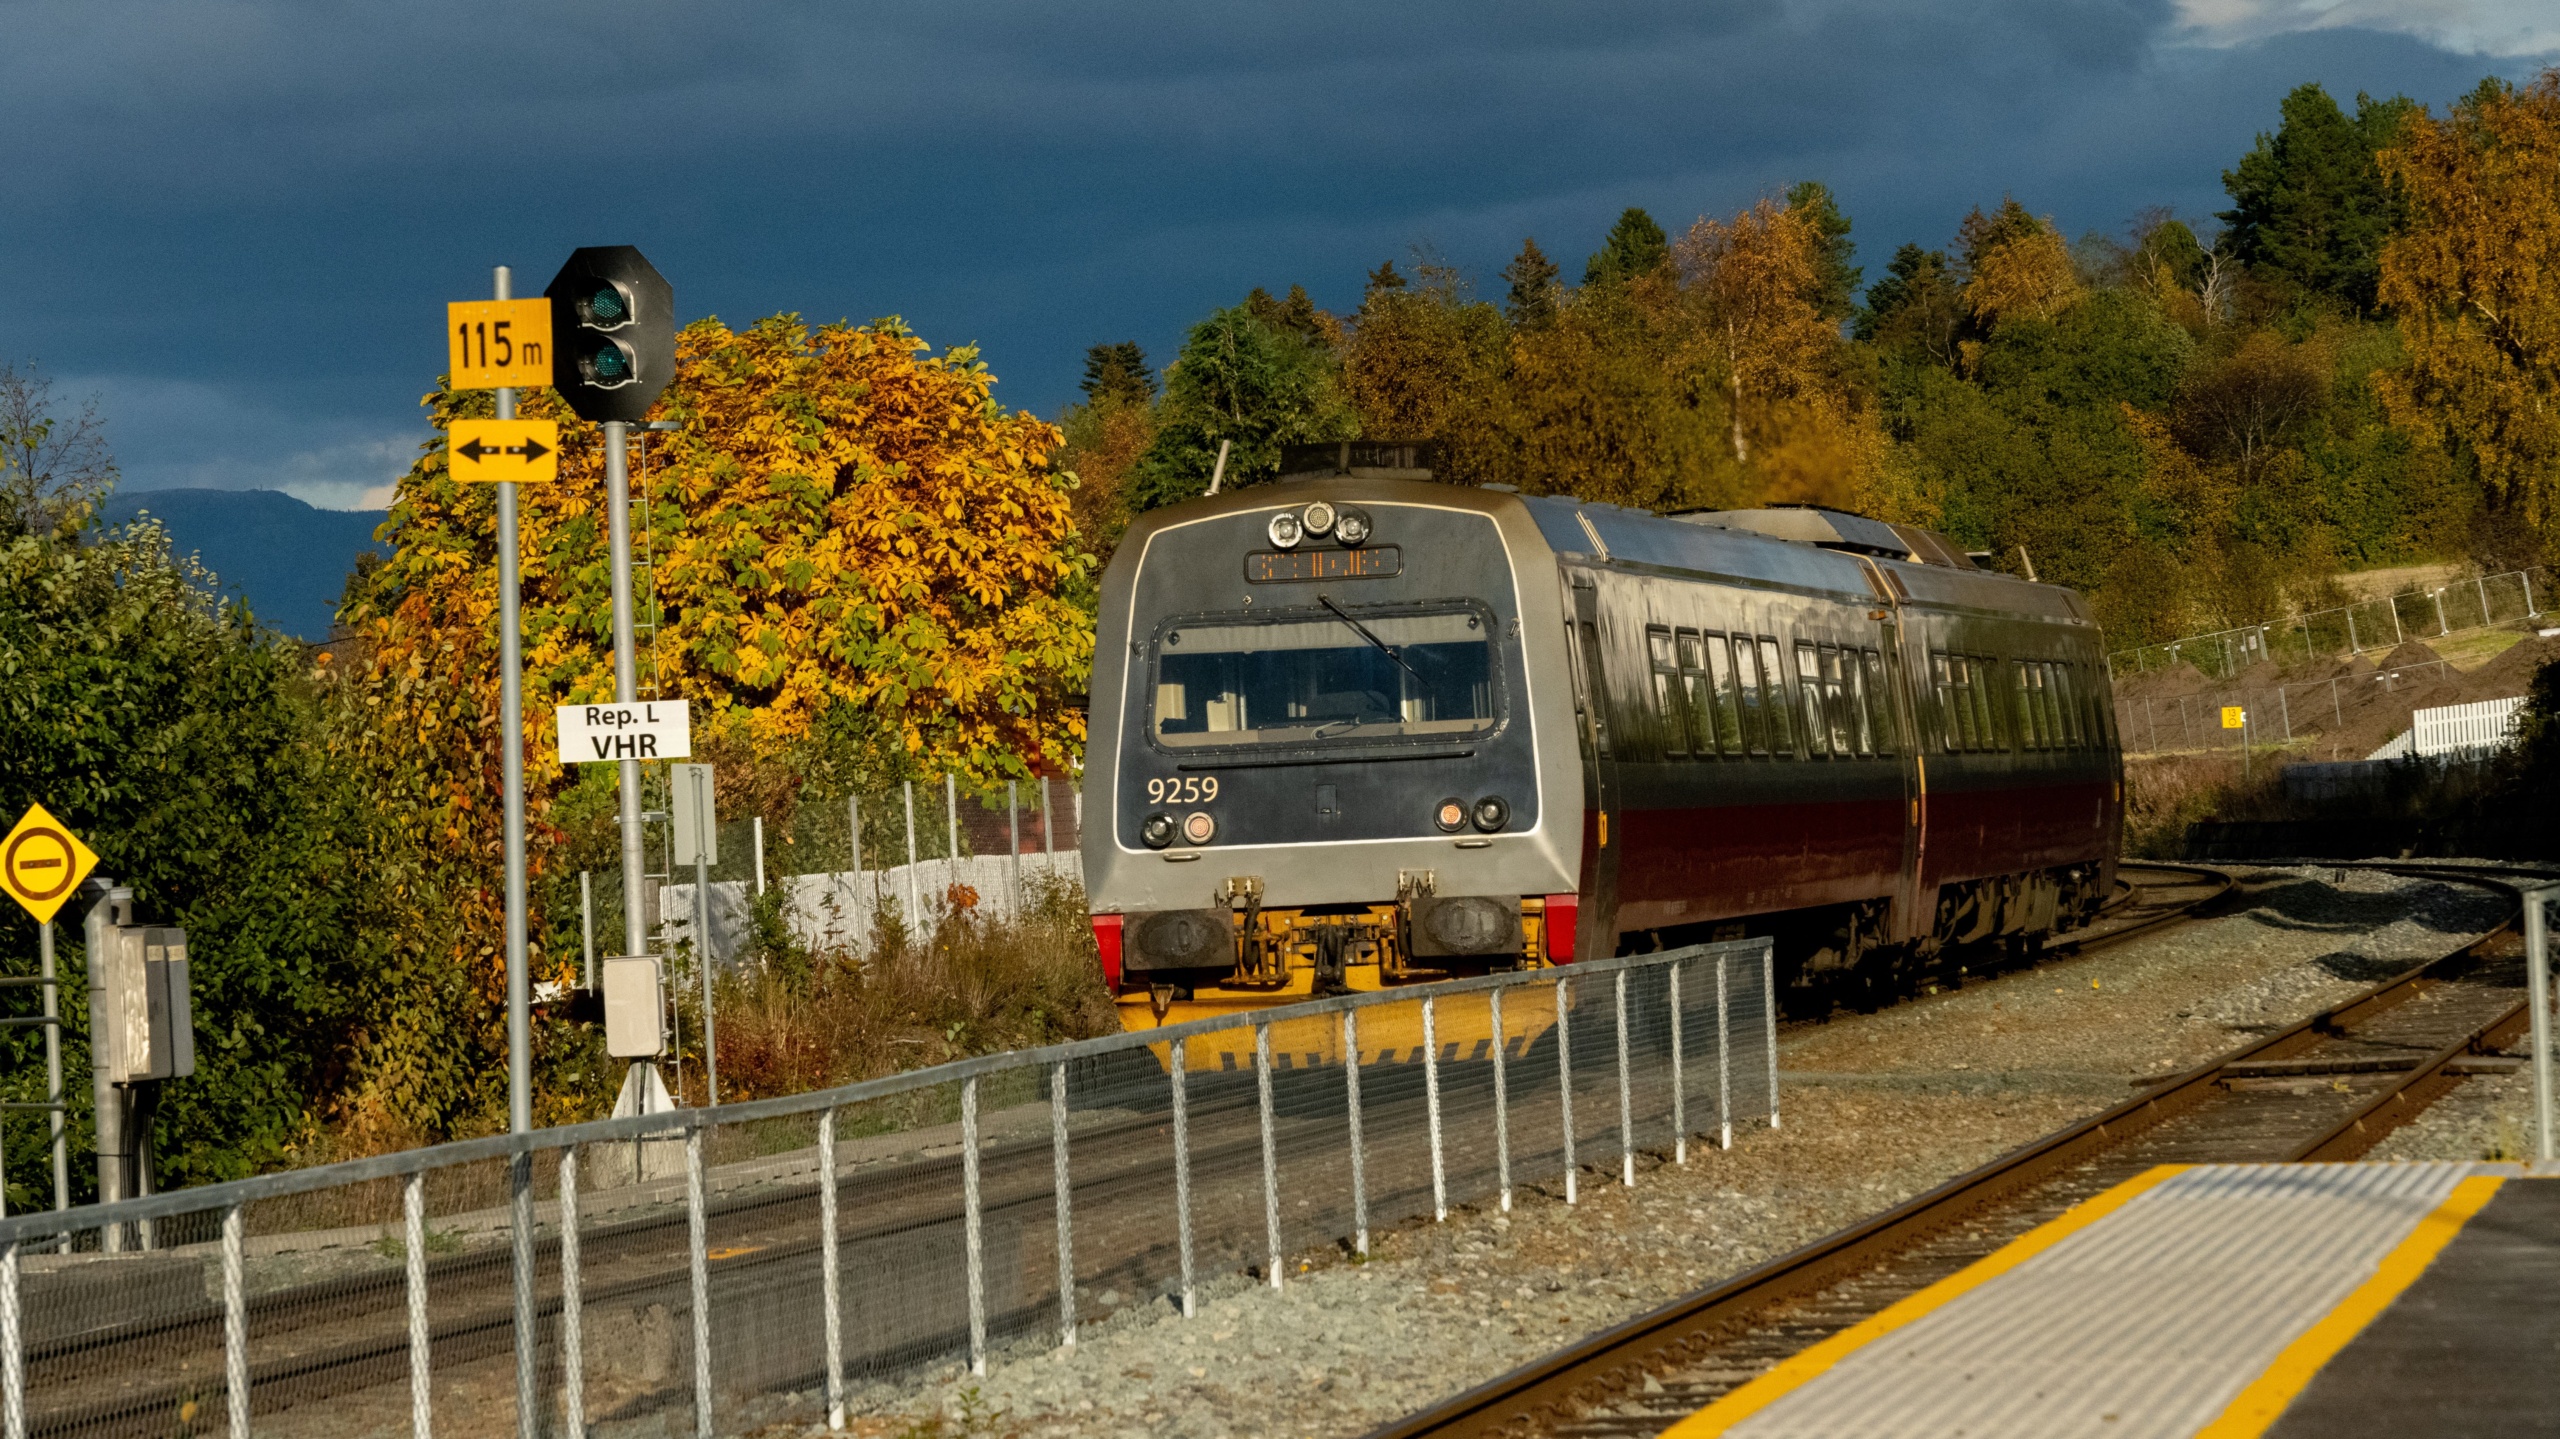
<box><xmin>1368</xmin><ymin>861</ymin><xmax>2553</xmax><ymax>1439</ymax></box>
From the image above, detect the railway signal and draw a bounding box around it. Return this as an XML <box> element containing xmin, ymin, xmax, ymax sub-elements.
<box><xmin>545</xmin><ymin>246</ymin><xmax>675</xmax><ymax>424</ymax></box>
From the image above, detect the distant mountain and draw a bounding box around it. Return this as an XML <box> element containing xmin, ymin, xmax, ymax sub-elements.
<box><xmin>98</xmin><ymin>489</ymin><xmax>389</xmax><ymax>641</ymax></box>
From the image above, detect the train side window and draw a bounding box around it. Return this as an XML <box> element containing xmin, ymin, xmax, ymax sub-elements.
<box><xmin>1577</xmin><ymin>620</ymin><xmax>1612</xmax><ymax>758</ymax></box>
<box><xmin>2013</xmin><ymin>664</ymin><xmax>2042</xmax><ymax>750</ymax></box>
<box><xmin>1820</xmin><ymin>645</ymin><xmax>1856</xmax><ymax>756</ymax></box>
<box><xmin>1969</xmin><ymin>656</ymin><xmax>2001</xmax><ymax>751</ymax></box>
<box><xmin>1648</xmin><ymin>627</ymin><xmax>1687</xmax><ymax>757</ymax></box>
<box><xmin>1733</xmin><ymin>636</ymin><xmax>1770</xmax><ymax>755</ymax></box>
<box><xmin>1677</xmin><ymin>630</ymin><xmax>1718</xmax><ymax>756</ymax></box>
<box><xmin>1931</xmin><ymin>651</ymin><xmax>1961</xmax><ymax>751</ymax></box>
<box><xmin>2061</xmin><ymin>664</ymin><xmax>2087</xmax><ymax>748</ymax></box>
<box><xmin>2037</xmin><ymin>664</ymin><xmax>2065</xmax><ymax>748</ymax></box>
<box><xmin>1706</xmin><ymin>633</ymin><xmax>1748</xmax><ymax>755</ymax></box>
<box><xmin>1759</xmin><ymin>636</ymin><xmax>1797</xmax><ymax>757</ymax></box>
<box><xmin>1795</xmin><ymin>640</ymin><xmax>1830</xmax><ymax>757</ymax></box>
<box><xmin>1859</xmin><ymin>648</ymin><xmax>1893</xmax><ymax>756</ymax></box>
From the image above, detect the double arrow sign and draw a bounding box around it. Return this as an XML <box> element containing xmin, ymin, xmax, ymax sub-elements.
<box><xmin>449</xmin><ymin>419</ymin><xmax>562</xmax><ymax>484</ymax></box>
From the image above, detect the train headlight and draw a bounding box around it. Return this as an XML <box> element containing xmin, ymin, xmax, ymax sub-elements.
<box><xmin>1267</xmin><ymin>511</ymin><xmax>1305</xmax><ymax>549</ymax></box>
<box><xmin>1334</xmin><ymin>506</ymin><xmax>1372</xmax><ymax>546</ymax></box>
<box><xmin>1434</xmin><ymin>797</ymin><xmax>1468</xmax><ymax>833</ymax></box>
<box><xmin>1301</xmin><ymin>500</ymin><xmax>1337</xmax><ymax>537</ymax></box>
<box><xmin>1141</xmin><ymin>813</ymin><xmax>1177</xmax><ymax>849</ymax></box>
<box><xmin>1182</xmin><ymin>811</ymin><xmax>1217</xmax><ymax>845</ymax></box>
<box><xmin>1471</xmin><ymin>795</ymin><xmax>1510</xmax><ymax>833</ymax></box>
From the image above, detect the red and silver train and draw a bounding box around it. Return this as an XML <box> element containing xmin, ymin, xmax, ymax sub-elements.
<box><xmin>1083</xmin><ymin>445</ymin><xmax>2122</xmax><ymax>1029</ymax></box>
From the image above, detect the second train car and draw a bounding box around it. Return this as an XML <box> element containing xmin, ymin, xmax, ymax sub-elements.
<box><xmin>1083</xmin><ymin>444</ymin><xmax>2123</xmax><ymax>1029</ymax></box>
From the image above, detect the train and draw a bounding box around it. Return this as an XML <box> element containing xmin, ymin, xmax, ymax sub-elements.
<box><xmin>1081</xmin><ymin>442</ymin><xmax>2123</xmax><ymax>1031</ymax></box>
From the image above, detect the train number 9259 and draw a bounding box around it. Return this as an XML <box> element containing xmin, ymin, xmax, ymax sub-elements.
<box><xmin>1146</xmin><ymin>776</ymin><xmax>1219</xmax><ymax>804</ymax></box>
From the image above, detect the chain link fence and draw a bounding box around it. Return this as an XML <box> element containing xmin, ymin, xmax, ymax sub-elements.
<box><xmin>0</xmin><ymin>938</ymin><xmax>1773</xmax><ymax>1439</ymax></box>
<box><xmin>2108</xmin><ymin>566</ymin><xmax>2550</xmax><ymax>681</ymax></box>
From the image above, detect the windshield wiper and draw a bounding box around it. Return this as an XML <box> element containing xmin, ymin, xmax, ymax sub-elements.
<box><xmin>1312</xmin><ymin>712</ymin><xmax>1394</xmax><ymax>739</ymax></box>
<box><xmin>1316</xmin><ymin>592</ymin><xmax>1422</xmax><ymax>683</ymax></box>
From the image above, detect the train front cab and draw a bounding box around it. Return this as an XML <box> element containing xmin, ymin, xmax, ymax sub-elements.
<box><xmin>1081</xmin><ymin>471</ymin><xmax>1587</xmax><ymax>1034</ymax></box>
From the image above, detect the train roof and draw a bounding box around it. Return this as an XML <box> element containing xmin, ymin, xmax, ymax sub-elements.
<box><xmin>1116</xmin><ymin>472</ymin><xmax>2090</xmax><ymax>625</ymax></box>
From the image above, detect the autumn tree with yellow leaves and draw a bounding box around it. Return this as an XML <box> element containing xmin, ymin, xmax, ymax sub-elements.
<box><xmin>2377</xmin><ymin>71</ymin><xmax>2560</xmax><ymax>567</ymax></box>
<box><xmin>324</xmin><ymin>314</ymin><xmax>1088</xmax><ymax>1140</ymax></box>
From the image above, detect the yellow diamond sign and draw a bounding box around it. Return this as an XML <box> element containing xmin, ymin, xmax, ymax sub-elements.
<box><xmin>2</xmin><ymin>803</ymin><xmax>99</xmax><ymax>924</ymax></box>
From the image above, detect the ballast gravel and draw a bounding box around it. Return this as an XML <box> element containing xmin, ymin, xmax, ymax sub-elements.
<box><xmin>796</xmin><ymin>868</ymin><xmax>2505</xmax><ymax>1439</ymax></box>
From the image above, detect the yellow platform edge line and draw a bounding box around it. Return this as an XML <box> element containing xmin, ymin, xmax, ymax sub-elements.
<box><xmin>1659</xmin><ymin>1163</ymin><xmax>2193</xmax><ymax>1439</ymax></box>
<box><xmin>2192</xmin><ymin>1172</ymin><xmax>2506</xmax><ymax>1439</ymax></box>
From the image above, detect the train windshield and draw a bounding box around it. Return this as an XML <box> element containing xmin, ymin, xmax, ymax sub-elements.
<box><xmin>1152</xmin><ymin>606</ymin><xmax>1498</xmax><ymax>749</ymax></box>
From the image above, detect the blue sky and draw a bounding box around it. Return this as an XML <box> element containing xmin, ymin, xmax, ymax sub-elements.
<box><xmin>4</xmin><ymin>1</ymin><xmax>2553</xmax><ymax>510</ymax></box>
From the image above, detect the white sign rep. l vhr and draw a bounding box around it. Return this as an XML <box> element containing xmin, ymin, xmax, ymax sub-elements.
<box><xmin>557</xmin><ymin>700</ymin><xmax>692</xmax><ymax>764</ymax></box>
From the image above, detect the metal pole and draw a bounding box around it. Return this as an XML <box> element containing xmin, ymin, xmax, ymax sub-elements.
<box><xmin>962</xmin><ymin>1070</ymin><xmax>988</xmax><ymax>1372</ymax></box>
<box><xmin>1008</xmin><ymin>781</ymin><xmax>1023</xmax><ymax>916</ymax></box>
<box><xmin>1556</xmin><ymin>976</ymin><xmax>1576</xmax><ymax>1204</ymax></box>
<box><xmin>607</xmin><ymin>417</ymin><xmax>648</xmax><ymax>963</ymax></box>
<box><xmin>509</xmin><ymin>1149</ymin><xmax>535</xmax><ymax>1439</ymax></box>
<box><xmin>2347</xmin><ymin>607</ymin><xmax>2359</xmax><ymax>653</ymax></box>
<box><xmin>962</xmin><ymin>1074</ymin><xmax>986</xmax><ymax>1374</ymax></box>
<box><xmin>1764</xmin><ymin>945</ymin><xmax>1781</xmax><ymax>1128</ymax></box>
<box><xmin>1343</xmin><ymin>1009</ymin><xmax>1368</xmax><ymax>1253</ymax></box>
<box><xmin>902</xmin><ymin>781</ymin><xmax>919</xmax><ymax>922</ymax></box>
<box><xmin>2391</xmin><ymin>596</ymin><xmax>2403</xmax><ymax>646</ymax></box>
<box><xmin>581</xmin><ymin>872</ymin><xmax>596</xmax><ymax>991</ymax></box>
<box><xmin>494</xmin><ymin>265</ymin><xmax>534</xmax><ymax>1150</ymax></box>
<box><xmin>2528</xmin><ymin>891</ymin><xmax>2554</xmax><ymax>1164</ymax></box>
<box><xmin>1170</xmin><ymin>1038</ymin><xmax>1194</xmax><ymax>1317</ymax></box>
<box><xmin>36</xmin><ymin>925</ymin><xmax>60</xmax><ymax>1220</ymax></box>
<box><xmin>819</xmin><ymin>1108</ymin><xmax>844</xmax><ymax>1429</ymax></box>
<box><xmin>2146</xmin><ymin>696</ymin><xmax>2156</xmax><ymax>754</ymax></box>
<box><xmin>1614</xmin><ymin>971</ymin><xmax>1634</xmax><ymax>1187</ymax></box>
<box><xmin>223</xmin><ymin>1204</ymin><xmax>247</xmax><ymax>1439</ymax></box>
<box><xmin>1716</xmin><ymin>955</ymin><xmax>1732</xmax><ymax>1149</ymax></box>
<box><xmin>405</xmin><ymin>1174</ymin><xmax>430</xmax><ymax>1439</ymax></box>
<box><xmin>2434</xmin><ymin>590</ymin><xmax>2449</xmax><ymax>636</ymax></box>
<box><xmin>82</xmin><ymin>888</ymin><xmax>124</xmax><ymax>1245</ymax></box>
<box><xmin>695</xmin><ymin>767</ymin><xmax>717</xmax><ymax>1108</ymax></box>
<box><xmin>2333</xmin><ymin>678</ymin><xmax>2343</xmax><ymax>728</ymax></box>
<box><xmin>752</xmin><ymin>817</ymin><xmax>765</xmax><ymax>897</ymax></box>
<box><xmin>2479</xmin><ymin>574</ymin><xmax>2491</xmax><ymax>625</ymax></box>
<box><xmin>1051</xmin><ymin>1062</ymin><xmax>1075</xmax><ymax>1349</ymax></box>
<box><xmin>560</xmin><ymin>1145</ymin><xmax>585</xmax><ymax>1439</ymax></box>
<box><xmin>1255</xmin><ymin>1024</ymin><xmax>1282</xmax><ymax>1289</ymax></box>
<box><xmin>848</xmin><ymin>793</ymin><xmax>864</xmax><ymax>951</ymax></box>
<box><xmin>1</xmin><ymin>1241</ymin><xmax>19</xmax><ymax>1439</ymax></box>
<box><xmin>1670</xmin><ymin>964</ymin><xmax>1686</xmax><ymax>1165</ymax></box>
<box><xmin>686</xmin><ymin>1128</ymin><xmax>711</xmax><ymax>1439</ymax></box>
<box><xmin>945</xmin><ymin>775</ymin><xmax>961</xmax><ymax>900</ymax></box>
<box><xmin>1041</xmin><ymin>775</ymin><xmax>1056</xmax><ymax>865</ymax></box>
<box><xmin>1423</xmin><ymin>996</ymin><xmax>1446</xmax><ymax>1222</ymax></box>
<box><xmin>2280</xmin><ymin>685</ymin><xmax>2292</xmax><ymax>743</ymax></box>
<box><xmin>1490</xmin><ymin>985</ymin><xmax>1512</xmax><ymax>1212</ymax></box>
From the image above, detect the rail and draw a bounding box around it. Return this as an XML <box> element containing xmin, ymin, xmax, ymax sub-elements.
<box><xmin>0</xmin><ymin>937</ymin><xmax>1775</xmax><ymax>1439</ymax></box>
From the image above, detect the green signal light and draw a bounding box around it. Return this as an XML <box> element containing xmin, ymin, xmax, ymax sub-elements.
<box><xmin>586</xmin><ymin>285</ymin><xmax>627</xmax><ymax>323</ymax></box>
<box><xmin>580</xmin><ymin>337</ymin><xmax>636</xmax><ymax>386</ymax></box>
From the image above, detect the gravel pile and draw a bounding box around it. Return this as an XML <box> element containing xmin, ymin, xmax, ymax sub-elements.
<box><xmin>802</xmin><ymin>868</ymin><xmax>2505</xmax><ymax>1439</ymax></box>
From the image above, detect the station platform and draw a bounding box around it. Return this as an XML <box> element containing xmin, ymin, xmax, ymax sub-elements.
<box><xmin>1667</xmin><ymin>1161</ymin><xmax>2560</xmax><ymax>1439</ymax></box>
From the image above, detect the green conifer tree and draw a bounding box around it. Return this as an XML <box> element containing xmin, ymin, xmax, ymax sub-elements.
<box><xmin>1584</xmin><ymin>208</ymin><xmax>1669</xmax><ymax>286</ymax></box>
<box><xmin>1502</xmin><ymin>239</ymin><xmax>1562</xmax><ymax>325</ymax></box>
<box><xmin>2219</xmin><ymin>82</ymin><xmax>2418</xmax><ymax>311</ymax></box>
<box><xmin>1784</xmin><ymin>181</ymin><xmax>1863</xmax><ymax>321</ymax></box>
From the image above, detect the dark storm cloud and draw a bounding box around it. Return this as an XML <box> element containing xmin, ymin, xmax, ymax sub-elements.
<box><xmin>0</xmin><ymin>1</ymin><xmax>2546</xmax><ymax>502</ymax></box>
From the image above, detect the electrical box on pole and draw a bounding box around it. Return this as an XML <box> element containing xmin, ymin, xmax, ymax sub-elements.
<box><xmin>545</xmin><ymin>247</ymin><xmax>676</xmax><ymax>424</ymax></box>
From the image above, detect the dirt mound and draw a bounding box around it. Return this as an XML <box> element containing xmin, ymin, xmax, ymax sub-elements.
<box><xmin>2468</xmin><ymin>632</ymin><xmax>2560</xmax><ymax>692</ymax></box>
<box><xmin>2374</xmin><ymin>639</ymin><xmax>2446</xmax><ymax>672</ymax></box>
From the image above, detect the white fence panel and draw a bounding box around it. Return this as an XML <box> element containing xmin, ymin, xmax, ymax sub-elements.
<box><xmin>665</xmin><ymin>850</ymin><xmax>1085</xmax><ymax>964</ymax></box>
